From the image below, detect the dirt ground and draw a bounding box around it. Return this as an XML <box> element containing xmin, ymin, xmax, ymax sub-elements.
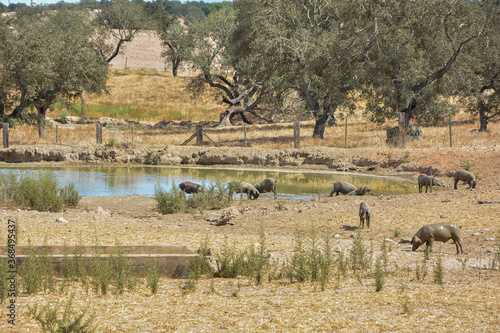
<box><xmin>0</xmin><ymin>145</ymin><xmax>499</xmax><ymax>332</ymax></box>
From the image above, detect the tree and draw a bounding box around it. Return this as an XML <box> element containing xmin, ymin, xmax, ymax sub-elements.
<box><xmin>158</xmin><ymin>17</ymin><xmax>191</xmax><ymax>76</ymax></box>
<box><xmin>361</xmin><ymin>0</ymin><xmax>483</xmax><ymax>146</ymax></box>
<box><xmin>0</xmin><ymin>9</ymin><xmax>109</xmax><ymax>137</ymax></box>
<box><xmin>453</xmin><ymin>0</ymin><xmax>500</xmax><ymax>132</ymax></box>
<box><xmin>232</xmin><ymin>0</ymin><xmax>380</xmax><ymax>138</ymax></box>
<box><xmin>93</xmin><ymin>0</ymin><xmax>148</xmax><ymax>63</ymax></box>
<box><xmin>187</xmin><ymin>7</ymin><xmax>269</xmax><ymax>127</ymax></box>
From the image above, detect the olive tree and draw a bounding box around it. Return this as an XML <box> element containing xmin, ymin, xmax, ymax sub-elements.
<box><xmin>0</xmin><ymin>9</ymin><xmax>108</xmax><ymax>137</ymax></box>
<box><xmin>158</xmin><ymin>17</ymin><xmax>192</xmax><ymax>77</ymax></box>
<box><xmin>361</xmin><ymin>0</ymin><xmax>483</xmax><ymax>146</ymax></box>
<box><xmin>232</xmin><ymin>0</ymin><xmax>374</xmax><ymax>138</ymax></box>
<box><xmin>93</xmin><ymin>0</ymin><xmax>148</xmax><ymax>63</ymax></box>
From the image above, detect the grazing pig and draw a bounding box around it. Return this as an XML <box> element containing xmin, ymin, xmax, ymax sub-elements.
<box><xmin>411</xmin><ymin>222</ymin><xmax>464</xmax><ymax>254</ymax></box>
<box><xmin>417</xmin><ymin>174</ymin><xmax>442</xmax><ymax>193</ymax></box>
<box><xmin>179</xmin><ymin>181</ymin><xmax>205</xmax><ymax>194</ymax></box>
<box><xmin>359</xmin><ymin>202</ymin><xmax>371</xmax><ymax>228</ymax></box>
<box><xmin>347</xmin><ymin>186</ymin><xmax>371</xmax><ymax>196</ymax></box>
<box><xmin>453</xmin><ymin>170</ymin><xmax>477</xmax><ymax>190</ymax></box>
<box><xmin>330</xmin><ymin>181</ymin><xmax>357</xmax><ymax>196</ymax></box>
<box><xmin>229</xmin><ymin>181</ymin><xmax>260</xmax><ymax>200</ymax></box>
<box><xmin>254</xmin><ymin>178</ymin><xmax>278</xmax><ymax>199</ymax></box>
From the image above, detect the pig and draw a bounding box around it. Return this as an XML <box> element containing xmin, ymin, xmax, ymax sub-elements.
<box><xmin>229</xmin><ymin>181</ymin><xmax>260</xmax><ymax>200</ymax></box>
<box><xmin>417</xmin><ymin>174</ymin><xmax>442</xmax><ymax>193</ymax></box>
<box><xmin>411</xmin><ymin>222</ymin><xmax>464</xmax><ymax>254</ymax></box>
<box><xmin>453</xmin><ymin>170</ymin><xmax>477</xmax><ymax>190</ymax></box>
<box><xmin>179</xmin><ymin>181</ymin><xmax>205</xmax><ymax>194</ymax></box>
<box><xmin>254</xmin><ymin>178</ymin><xmax>278</xmax><ymax>199</ymax></box>
<box><xmin>347</xmin><ymin>186</ymin><xmax>371</xmax><ymax>196</ymax></box>
<box><xmin>330</xmin><ymin>181</ymin><xmax>357</xmax><ymax>196</ymax></box>
<box><xmin>359</xmin><ymin>201</ymin><xmax>371</xmax><ymax>228</ymax></box>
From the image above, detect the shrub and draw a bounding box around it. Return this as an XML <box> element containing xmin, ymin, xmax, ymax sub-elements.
<box><xmin>147</xmin><ymin>259</ymin><xmax>160</xmax><ymax>294</ymax></box>
<box><xmin>28</xmin><ymin>293</ymin><xmax>97</xmax><ymax>333</ymax></box>
<box><xmin>60</xmin><ymin>183</ymin><xmax>80</xmax><ymax>207</ymax></box>
<box><xmin>433</xmin><ymin>252</ymin><xmax>444</xmax><ymax>285</ymax></box>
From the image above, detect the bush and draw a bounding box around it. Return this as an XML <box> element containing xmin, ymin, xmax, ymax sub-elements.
<box><xmin>28</xmin><ymin>293</ymin><xmax>97</xmax><ymax>333</ymax></box>
<box><xmin>60</xmin><ymin>183</ymin><xmax>80</xmax><ymax>207</ymax></box>
<box><xmin>0</xmin><ymin>171</ymin><xmax>80</xmax><ymax>212</ymax></box>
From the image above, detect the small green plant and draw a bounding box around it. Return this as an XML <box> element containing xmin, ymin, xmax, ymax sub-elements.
<box><xmin>213</xmin><ymin>238</ymin><xmax>246</xmax><ymax>278</ymax></box>
<box><xmin>393</xmin><ymin>227</ymin><xmax>401</xmax><ymax>238</ymax></box>
<box><xmin>28</xmin><ymin>293</ymin><xmax>97</xmax><ymax>333</ymax></box>
<box><xmin>403</xmin><ymin>151</ymin><xmax>410</xmax><ymax>163</ymax></box>
<box><xmin>462</xmin><ymin>160</ymin><xmax>473</xmax><ymax>171</ymax></box>
<box><xmin>59</xmin><ymin>183</ymin><xmax>80</xmax><ymax>207</ymax></box>
<box><xmin>423</xmin><ymin>245</ymin><xmax>431</xmax><ymax>260</ymax></box>
<box><xmin>415</xmin><ymin>256</ymin><xmax>427</xmax><ymax>282</ymax></box>
<box><xmin>374</xmin><ymin>255</ymin><xmax>385</xmax><ymax>292</ymax></box>
<box><xmin>147</xmin><ymin>260</ymin><xmax>160</xmax><ymax>294</ymax></box>
<box><xmin>350</xmin><ymin>231</ymin><xmax>369</xmax><ymax>274</ymax></box>
<box><xmin>433</xmin><ymin>251</ymin><xmax>444</xmax><ymax>285</ymax></box>
<box><xmin>275</xmin><ymin>201</ymin><xmax>285</xmax><ymax>211</ymax></box>
<box><xmin>60</xmin><ymin>109</ymin><xmax>68</xmax><ymax>124</ymax></box>
<box><xmin>0</xmin><ymin>258</ymin><xmax>9</xmax><ymax>302</ymax></box>
<box><xmin>402</xmin><ymin>300</ymin><xmax>413</xmax><ymax>315</ymax></box>
<box><xmin>247</xmin><ymin>226</ymin><xmax>270</xmax><ymax>285</ymax></box>
<box><xmin>399</xmin><ymin>283</ymin><xmax>408</xmax><ymax>292</ymax></box>
<box><xmin>19</xmin><ymin>241</ymin><xmax>55</xmax><ymax>295</ymax></box>
<box><xmin>456</xmin><ymin>257</ymin><xmax>469</xmax><ymax>271</ymax></box>
<box><xmin>106</xmin><ymin>137</ymin><xmax>115</xmax><ymax>147</ymax></box>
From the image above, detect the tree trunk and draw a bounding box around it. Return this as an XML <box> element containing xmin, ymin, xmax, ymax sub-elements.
<box><xmin>478</xmin><ymin>101</ymin><xmax>488</xmax><ymax>132</ymax></box>
<box><xmin>398</xmin><ymin>112</ymin><xmax>406</xmax><ymax>148</ymax></box>
<box><xmin>312</xmin><ymin>113</ymin><xmax>330</xmax><ymax>139</ymax></box>
<box><xmin>37</xmin><ymin>105</ymin><xmax>48</xmax><ymax>138</ymax></box>
<box><xmin>172</xmin><ymin>58</ymin><xmax>180</xmax><ymax>77</ymax></box>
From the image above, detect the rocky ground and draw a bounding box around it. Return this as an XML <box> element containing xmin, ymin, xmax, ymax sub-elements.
<box><xmin>0</xmin><ymin>144</ymin><xmax>499</xmax><ymax>332</ymax></box>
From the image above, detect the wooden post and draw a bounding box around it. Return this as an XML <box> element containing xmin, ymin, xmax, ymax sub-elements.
<box><xmin>244</xmin><ymin>123</ymin><xmax>247</xmax><ymax>147</ymax></box>
<box><xmin>96</xmin><ymin>123</ymin><xmax>102</xmax><ymax>144</ymax></box>
<box><xmin>56</xmin><ymin>125</ymin><xmax>59</xmax><ymax>144</ymax></box>
<box><xmin>2</xmin><ymin>123</ymin><xmax>8</xmax><ymax>148</ymax></box>
<box><xmin>196</xmin><ymin>124</ymin><xmax>203</xmax><ymax>146</ymax></box>
<box><xmin>294</xmin><ymin>121</ymin><xmax>300</xmax><ymax>148</ymax></box>
<box><xmin>449</xmin><ymin>109</ymin><xmax>452</xmax><ymax>148</ymax></box>
<box><xmin>344</xmin><ymin>115</ymin><xmax>348</xmax><ymax>148</ymax></box>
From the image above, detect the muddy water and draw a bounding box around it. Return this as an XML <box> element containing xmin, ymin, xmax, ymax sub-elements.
<box><xmin>0</xmin><ymin>166</ymin><xmax>416</xmax><ymax>200</ymax></box>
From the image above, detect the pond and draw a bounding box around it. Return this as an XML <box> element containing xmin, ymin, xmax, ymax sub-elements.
<box><xmin>0</xmin><ymin>166</ymin><xmax>416</xmax><ymax>201</ymax></box>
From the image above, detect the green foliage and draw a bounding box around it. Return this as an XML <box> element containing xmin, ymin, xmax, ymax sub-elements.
<box><xmin>462</xmin><ymin>160</ymin><xmax>473</xmax><ymax>172</ymax></box>
<box><xmin>155</xmin><ymin>181</ymin><xmax>232</xmax><ymax>215</ymax></box>
<box><xmin>18</xmin><ymin>242</ymin><xmax>55</xmax><ymax>295</ymax></box>
<box><xmin>350</xmin><ymin>231</ymin><xmax>370</xmax><ymax>274</ymax></box>
<box><xmin>0</xmin><ymin>258</ymin><xmax>9</xmax><ymax>303</ymax></box>
<box><xmin>106</xmin><ymin>138</ymin><xmax>116</xmax><ymax>147</ymax></box>
<box><xmin>401</xmin><ymin>299</ymin><xmax>413</xmax><ymax>315</ymax></box>
<box><xmin>433</xmin><ymin>252</ymin><xmax>444</xmax><ymax>285</ymax></box>
<box><xmin>28</xmin><ymin>293</ymin><xmax>97</xmax><ymax>333</ymax></box>
<box><xmin>59</xmin><ymin>183</ymin><xmax>80</xmax><ymax>207</ymax></box>
<box><xmin>247</xmin><ymin>226</ymin><xmax>270</xmax><ymax>285</ymax></box>
<box><xmin>213</xmin><ymin>238</ymin><xmax>246</xmax><ymax>278</ymax></box>
<box><xmin>147</xmin><ymin>260</ymin><xmax>160</xmax><ymax>295</ymax></box>
<box><xmin>393</xmin><ymin>227</ymin><xmax>401</xmax><ymax>238</ymax></box>
<box><xmin>0</xmin><ymin>171</ymin><xmax>80</xmax><ymax>212</ymax></box>
<box><xmin>374</xmin><ymin>255</ymin><xmax>385</xmax><ymax>292</ymax></box>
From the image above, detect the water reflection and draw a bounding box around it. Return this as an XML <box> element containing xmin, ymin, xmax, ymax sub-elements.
<box><xmin>0</xmin><ymin>166</ymin><xmax>416</xmax><ymax>200</ymax></box>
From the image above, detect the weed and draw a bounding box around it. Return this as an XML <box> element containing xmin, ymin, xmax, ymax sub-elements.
<box><xmin>247</xmin><ymin>226</ymin><xmax>270</xmax><ymax>285</ymax></box>
<box><xmin>147</xmin><ymin>259</ymin><xmax>160</xmax><ymax>294</ymax></box>
<box><xmin>462</xmin><ymin>160</ymin><xmax>473</xmax><ymax>171</ymax></box>
<box><xmin>28</xmin><ymin>293</ymin><xmax>97</xmax><ymax>333</ymax></box>
<box><xmin>19</xmin><ymin>240</ymin><xmax>55</xmax><ymax>295</ymax></box>
<box><xmin>456</xmin><ymin>257</ymin><xmax>469</xmax><ymax>270</ymax></box>
<box><xmin>59</xmin><ymin>183</ymin><xmax>80</xmax><ymax>207</ymax></box>
<box><xmin>213</xmin><ymin>237</ymin><xmax>246</xmax><ymax>278</ymax></box>
<box><xmin>350</xmin><ymin>231</ymin><xmax>369</xmax><ymax>274</ymax></box>
<box><xmin>403</xmin><ymin>151</ymin><xmax>410</xmax><ymax>163</ymax></box>
<box><xmin>275</xmin><ymin>201</ymin><xmax>286</xmax><ymax>211</ymax></box>
<box><xmin>433</xmin><ymin>251</ymin><xmax>444</xmax><ymax>285</ymax></box>
<box><xmin>399</xmin><ymin>283</ymin><xmax>408</xmax><ymax>292</ymax></box>
<box><xmin>106</xmin><ymin>137</ymin><xmax>116</xmax><ymax>147</ymax></box>
<box><xmin>401</xmin><ymin>300</ymin><xmax>413</xmax><ymax>315</ymax></box>
<box><xmin>154</xmin><ymin>182</ymin><xmax>185</xmax><ymax>214</ymax></box>
<box><xmin>374</xmin><ymin>255</ymin><xmax>385</xmax><ymax>292</ymax></box>
<box><xmin>423</xmin><ymin>245</ymin><xmax>431</xmax><ymax>260</ymax></box>
<box><xmin>393</xmin><ymin>227</ymin><xmax>401</xmax><ymax>238</ymax></box>
<box><xmin>0</xmin><ymin>258</ymin><xmax>9</xmax><ymax>302</ymax></box>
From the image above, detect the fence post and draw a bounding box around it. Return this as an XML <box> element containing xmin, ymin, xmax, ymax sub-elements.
<box><xmin>293</xmin><ymin>121</ymin><xmax>300</xmax><ymax>148</ymax></box>
<box><xmin>56</xmin><ymin>125</ymin><xmax>59</xmax><ymax>144</ymax></box>
<box><xmin>449</xmin><ymin>109</ymin><xmax>452</xmax><ymax>148</ymax></box>
<box><xmin>244</xmin><ymin>123</ymin><xmax>247</xmax><ymax>147</ymax></box>
<box><xmin>2</xmin><ymin>123</ymin><xmax>8</xmax><ymax>148</ymax></box>
<box><xmin>344</xmin><ymin>115</ymin><xmax>348</xmax><ymax>148</ymax></box>
<box><xmin>96</xmin><ymin>123</ymin><xmax>102</xmax><ymax>144</ymax></box>
<box><xmin>196</xmin><ymin>124</ymin><xmax>203</xmax><ymax>146</ymax></box>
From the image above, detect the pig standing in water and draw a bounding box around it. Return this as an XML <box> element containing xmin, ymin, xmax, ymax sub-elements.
<box><xmin>411</xmin><ymin>222</ymin><xmax>464</xmax><ymax>254</ymax></box>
